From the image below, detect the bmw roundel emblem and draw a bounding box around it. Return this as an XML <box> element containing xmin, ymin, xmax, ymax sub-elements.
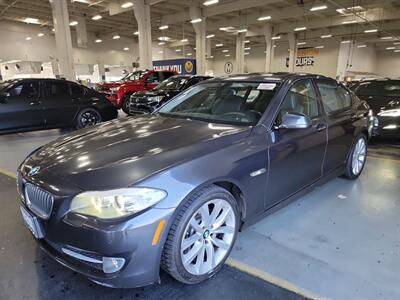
<box><xmin>28</xmin><ymin>166</ymin><xmax>40</xmax><ymax>176</ymax></box>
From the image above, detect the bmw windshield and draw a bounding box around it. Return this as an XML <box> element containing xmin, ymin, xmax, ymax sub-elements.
<box><xmin>158</xmin><ymin>81</ymin><xmax>278</xmax><ymax>126</ymax></box>
<box><xmin>154</xmin><ymin>77</ymin><xmax>188</xmax><ymax>91</ymax></box>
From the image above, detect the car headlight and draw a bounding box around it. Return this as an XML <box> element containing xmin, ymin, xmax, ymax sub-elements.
<box><xmin>69</xmin><ymin>187</ymin><xmax>167</xmax><ymax>219</ymax></box>
<box><xmin>377</xmin><ymin>109</ymin><xmax>400</xmax><ymax>117</ymax></box>
<box><xmin>148</xmin><ymin>96</ymin><xmax>164</xmax><ymax>102</ymax></box>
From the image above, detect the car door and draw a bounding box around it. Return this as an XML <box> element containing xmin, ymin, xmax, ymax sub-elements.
<box><xmin>314</xmin><ymin>78</ymin><xmax>355</xmax><ymax>173</ymax></box>
<box><xmin>265</xmin><ymin>78</ymin><xmax>327</xmax><ymax>208</ymax></box>
<box><xmin>0</xmin><ymin>80</ymin><xmax>44</xmax><ymax>131</ymax></box>
<box><xmin>42</xmin><ymin>80</ymin><xmax>80</xmax><ymax>128</ymax></box>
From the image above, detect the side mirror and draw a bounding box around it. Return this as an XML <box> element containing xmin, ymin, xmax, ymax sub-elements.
<box><xmin>0</xmin><ymin>92</ymin><xmax>10</xmax><ymax>103</ymax></box>
<box><xmin>279</xmin><ymin>113</ymin><xmax>311</xmax><ymax>129</ymax></box>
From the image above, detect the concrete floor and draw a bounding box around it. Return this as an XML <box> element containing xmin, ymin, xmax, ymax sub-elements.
<box><xmin>0</xmin><ymin>124</ymin><xmax>399</xmax><ymax>300</ymax></box>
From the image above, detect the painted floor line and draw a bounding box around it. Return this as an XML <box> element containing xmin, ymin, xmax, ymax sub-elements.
<box><xmin>226</xmin><ymin>258</ymin><xmax>322</xmax><ymax>300</ymax></box>
<box><xmin>0</xmin><ymin>167</ymin><xmax>16</xmax><ymax>179</ymax></box>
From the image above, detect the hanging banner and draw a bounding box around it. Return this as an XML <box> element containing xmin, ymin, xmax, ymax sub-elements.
<box><xmin>153</xmin><ymin>59</ymin><xmax>197</xmax><ymax>75</ymax></box>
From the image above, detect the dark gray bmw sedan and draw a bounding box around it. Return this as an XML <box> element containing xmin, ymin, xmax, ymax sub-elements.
<box><xmin>17</xmin><ymin>73</ymin><xmax>369</xmax><ymax>288</ymax></box>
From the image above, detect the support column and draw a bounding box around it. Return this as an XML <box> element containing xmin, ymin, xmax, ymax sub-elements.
<box><xmin>49</xmin><ymin>0</ymin><xmax>75</xmax><ymax>80</ymax></box>
<box><xmin>133</xmin><ymin>0</ymin><xmax>153</xmax><ymax>70</ymax></box>
<box><xmin>76</xmin><ymin>16</ymin><xmax>88</xmax><ymax>48</ymax></box>
<box><xmin>287</xmin><ymin>33</ymin><xmax>297</xmax><ymax>73</ymax></box>
<box><xmin>190</xmin><ymin>6</ymin><xmax>206</xmax><ymax>75</ymax></box>
<box><xmin>336</xmin><ymin>40</ymin><xmax>354</xmax><ymax>81</ymax></box>
<box><xmin>235</xmin><ymin>32</ymin><xmax>246</xmax><ymax>74</ymax></box>
<box><xmin>264</xmin><ymin>24</ymin><xmax>273</xmax><ymax>72</ymax></box>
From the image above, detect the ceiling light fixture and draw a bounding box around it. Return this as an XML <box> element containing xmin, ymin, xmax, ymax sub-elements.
<box><xmin>225</xmin><ymin>54</ymin><xmax>230</xmax><ymax>57</ymax></box>
<box><xmin>206</xmin><ymin>34</ymin><xmax>215</xmax><ymax>38</ymax></box>
<box><xmin>393</xmin><ymin>42</ymin><xmax>400</xmax><ymax>45</ymax></box>
<box><xmin>310</xmin><ymin>5</ymin><xmax>327</xmax><ymax>11</ymax></box>
<box><xmin>37</xmin><ymin>33</ymin><xmax>44</xmax><ymax>37</ymax></box>
<box><xmin>158</xmin><ymin>42</ymin><xmax>165</xmax><ymax>45</ymax></box>
<box><xmin>181</xmin><ymin>38</ymin><xmax>188</xmax><ymax>42</ymax></box>
<box><xmin>190</xmin><ymin>18</ymin><xmax>202</xmax><ymax>24</ymax></box>
<box><xmin>244</xmin><ymin>40</ymin><xmax>250</xmax><ymax>43</ymax></box>
<box><xmin>69</xmin><ymin>21</ymin><xmax>78</xmax><ymax>26</ymax></box>
<box><xmin>237</xmin><ymin>29</ymin><xmax>247</xmax><ymax>33</ymax></box>
<box><xmin>386</xmin><ymin>47</ymin><xmax>395</xmax><ymax>50</ymax></box>
<box><xmin>187</xmin><ymin>52</ymin><xmax>193</xmax><ymax>55</ymax></box>
<box><xmin>364</xmin><ymin>29</ymin><xmax>378</xmax><ymax>33</ymax></box>
<box><xmin>380</xmin><ymin>36</ymin><xmax>392</xmax><ymax>40</ymax></box>
<box><xmin>341</xmin><ymin>40</ymin><xmax>351</xmax><ymax>44</ymax></box>
<box><xmin>25</xmin><ymin>37</ymin><xmax>32</xmax><ymax>41</ymax></box>
<box><xmin>244</xmin><ymin>52</ymin><xmax>250</xmax><ymax>55</ymax></box>
<box><xmin>113</xmin><ymin>35</ymin><xmax>120</xmax><ymax>39</ymax></box>
<box><xmin>203</xmin><ymin>0</ymin><xmax>219</xmax><ymax>5</ymax></box>
<box><xmin>357</xmin><ymin>44</ymin><xmax>367</xmax><ymax>48</ymax></box>
<box><xmin>315</xmin><ymin>45</ymin><xmax>324</xmax><ymax>49</ymax></box>
<box><xmin>158</xmin><ymin>36</ymin><xmax>170</xmax><ymax>41</ymax></box>
<box><xmin>159</xmin><ymin>25</ymin><xmax>169</xmax><ymax>30</ymax></box>
<box><xmin>342</xmin><ymin>20</ymin><xmax>357</xmax><ymax>24</ymax></box>
<box><xmin>244</xmin><ymin>47</ymin><xmax>251</xmax><ymax>50</ymax></box>
<box><xmin>216</xmin><ymin>43</ymin><xmax>223</xmax><ymax>47</ymax></box>
<box><xmin>394</xmin><ymin>50</ymin><xmax>400</xmax><ymax>52</ymax></box>
<box><xmin>23</xmin><ymin>17</ymin><xmax>40</xmax><ymax>24</ymax></box>
<box><xmin>222</xmin><ymin>49</ymin><xmax>229</xmax><ymax>52</ymax></box>
<box><xmin>95</xmin><ymin>39</ymin><xmax>102</xmax><ymax>43</ymax></box>
<box><xmin>271</xmin><ymin>36</ymin><xmax>281</xmax><ymax>40</ymax></box>
<box><xmin>92</xmin><ymin>15</ymin><xmax>102</xmax><ymax>20</ymax></box>
<box><xmin>297</xmin><ymin>42</ymin><xmax>306</xmax><ymax>45</ymax></box>
<box><xmin>134</xmin><ymin>31</ymin><xmax>139</xmax><ymax>35</ymax></box>
<box><xmin>257</xmin><ymin>16</ymin><xmax>271</xmax><ymax>21</ymax></box>
<box><xmin>321</xmin><ymin>34</ymin><xmax>332</xmax><ymax>38</ymax></box>
<box><xmin>175</xmin><ymin>49</ymin><xmax>182</xmax><ymax>52</ymax></box>
<box><xmin>123</xmin><ymin>47</ymin><xmax>129</xmax><ymax>51</ymax></box>
<box><xmin>121</xmin><ymin>2</ymin><xmax>133</xmax><ymax>8</ymax></box>
<box><xmin>294</xmin><ymin>27</ymin><xmax>306</xmax><ymax>31</ymax></box>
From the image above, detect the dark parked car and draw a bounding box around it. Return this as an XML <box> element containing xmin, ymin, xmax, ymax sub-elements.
<box><xmin>17</xmin><ymin>73</ymin><xmax>369</xmax><ymax>288</ymax></box>
<box><xmin>0</xmin><ymin>79</ymin><xmax>118</xmax><ymax>134</ymax></box>
<box><xmin>351</xmin><ymin>79</ymin><xmax>400</xmax><ymax>139</ymax></box>
<box><xmin>128</xmin><ymin>75</ymin><xmax>212</xmax><ymax>115</ymax></box>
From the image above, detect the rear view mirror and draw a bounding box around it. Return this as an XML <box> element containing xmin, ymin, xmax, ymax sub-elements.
<box><xmin>279</xmin><ymin>113</ymin><xmax>311</xmax><ymax>129</ymax></box>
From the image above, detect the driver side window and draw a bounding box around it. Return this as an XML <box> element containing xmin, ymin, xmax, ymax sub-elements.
<box><xmin>277</xmin><ymin>79</ymin><xmax>319</xmax><ymax>124</ymax></box>
<box><xmin>7</xmin><ymin>81</ymin><xmax>39</xmax><ymax>99</ymax></box>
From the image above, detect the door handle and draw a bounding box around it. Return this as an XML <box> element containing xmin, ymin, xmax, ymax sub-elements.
<box><xmin>29</xmin><ymin>100</ymin><xmax>41</xmax><ymax>106</ymax></box>
<box><xmin>316</xmin><ymin>124</ymin><xmax>327</xmax><ymax>132</ymax></box>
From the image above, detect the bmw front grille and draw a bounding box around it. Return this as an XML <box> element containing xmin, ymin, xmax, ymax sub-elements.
<box><xmin>24</xmin><ymin>183</ymin><xmax>54</xmax><ymax>219</ymax></box>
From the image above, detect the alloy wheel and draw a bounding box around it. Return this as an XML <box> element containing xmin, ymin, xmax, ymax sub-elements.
<box><xmin>81</xmin><ymin>111</ymin><xmax>99</xmax><ymax>127</ymax></box>
<box><xmin>180</xmin><ymin>199</ymin><xmax>236</xmax><ymax>275</ymax></box>
<box><xmin>352</xmin><ymin>138</ymin><xmax>366</xmax><ymax>175</ymax></box>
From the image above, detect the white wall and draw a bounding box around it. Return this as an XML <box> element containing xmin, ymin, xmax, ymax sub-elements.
<box><xmin>375</xmin><ymin>51</ymin><xmax>400</xmax><ymax>79</ymax></box>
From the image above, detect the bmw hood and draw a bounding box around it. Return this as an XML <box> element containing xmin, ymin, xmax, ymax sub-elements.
<box><xmin>21</xmin><ymin>116</ymin><xmax>250</xmax><ymax>190</ymax></box>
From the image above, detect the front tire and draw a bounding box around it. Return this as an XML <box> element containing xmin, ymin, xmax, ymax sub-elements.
<box><xmin>121</xmin><ymin>94</ymin><xmax>131</xmax><ymax>115</ymax></box>
<box><xmin>343</xmin><ymin>134</ymin><xmax>367</xmax><ymax>179</ymax></box>
<box><xmin>162</xmin><ymin>185</ymin><xmax>239</xmax><ymax>284</ymax></box>
<box><xmin>75</xmin><ymin>108</ymin><xmax>102</xmax><ymax>129</ymax></box>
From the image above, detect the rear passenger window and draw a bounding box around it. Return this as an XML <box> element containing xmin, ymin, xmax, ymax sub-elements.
<box><xmin>316</xmin><ymin>80</ymin><xmax>351</xmax><ymax>113</ymax></box>
<box><xmin>49</xmin><ymin>81</ymin><xmax>69</xmax><ymax>97</ymax></box>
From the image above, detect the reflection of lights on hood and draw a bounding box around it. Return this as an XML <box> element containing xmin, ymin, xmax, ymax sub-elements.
<box><xmin>383</xmin><ymin>124</ymin><xmax>397</xmax><ymax>130</ymax></box>
<box><xmin>208</xmin><ymin>123</ymin><xmax>234</xmax><ymax>130</ymax></box>
<box><xmin>378</xmin><ymin>109</ymin><xmax>400</xmax><ymax>117</ymax></box>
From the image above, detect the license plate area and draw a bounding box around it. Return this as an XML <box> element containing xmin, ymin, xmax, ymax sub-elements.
<box><xmin>20</xmin><ymin>206</ymin><xmax>45</xmax><ymax>239</ymax></box>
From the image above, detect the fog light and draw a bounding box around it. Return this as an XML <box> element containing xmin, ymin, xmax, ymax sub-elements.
<box><xmin>102</xmin><ymin>257</ymin><xmax>125</xmax><ymax>274</ymax></box>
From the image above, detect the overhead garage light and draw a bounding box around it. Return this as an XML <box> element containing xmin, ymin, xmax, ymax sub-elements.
<box><xmin>190</xmin><ymin>18</ymin><xmax>202</xmax><ymax>24</ymax></box>
<box><xmin>394</xmin><ymin>50</ymin><xmax>400</xmax><ymax>52</ymax></box>
<box><xmin>95</xmin><ymin>39</ymin><xmax>102</xmax><ymax>43</ymax></box>
<box><xmin>321</xmin><ymin>34</ymin><xmax>332</xmax><ymax>38</ymax></box>
<box><xmin>134</xmin><ymin>31</ymin><xmax>139</xmax><ymax>35</ymax></box>
<box><xmin>206</xmin><ymin>34</ymin><xmax>215</xmax><ymax>38</ymax></box>
<box><xmin>216</xmin><ymin>43</ymin><xmax>223</xmax><ymax>47</ymax></box>
<box><xmin>380</xmin><ymin>36</ymin><xmax>393</xmax><ymax>40</ymax></box>
<box><xmin>158</xmin><ymin>36</ymin><xmax>170</xmax><ymax>41</ymax></box>
<box><xmin>271</xmin><ymin>36</ymin><xmax>281</xmax><ymax>40</ymax></box>
<box><xmin>386</xmin><ymin>47</ymin><xmax>395</xmax><ymax>50</ymax></box>
<box><xmin>342</xmin><ymin>20</ymin><xmax>357</xmax><ymax>24</ymax></box>
<box><xmin>294</xmin><ymin>27</ymin><xmax>306</xmax><ymax>31</ymax></box>
<box><xmin>337</xmin><ymin>6</ymin><xmax>363</xmax><ymax>15</ymax></box>
<box><xmin>244</xmin><ymin>52</ymin><xmax>250</xmax><ymax>55</ymax></box>
<box><xmin>244</xmin><ymin>47</ymin><xmax>251</xmax><ymax>50</ymax></box>
<box><xmin>315</xmin><ymin>45</ymin><xmax>324</xmax><ymax>49</ymax></box>
<box><xmin>237</xmin><ymin>29</ymin><xmax>248</xmax><ymax>33</ymax></box>
<box><xmin>181</xmin><ymin>38</ymin><xmax>188</xmax><ymax>42</ymax></box>
<box><xmin>123</xmin><ymin>47</ymin><xmax>129</xmax><ymax>51</ymax></box>
<box><xmin>25</xmin><ymin>36</ymin><xmax>32</xmax><ymax>41</ymax></box>
<box><xmin>364</xmin><ymin>29</ymin><xmax>378</xmax><ymax>33</ymax></box>
<box><xmin>187</xmin><ymin>52</ymin><xmax>193</xmax><ymax>56</ymax></box>
<box><xmin>159</xmin><ymin>25</ymin><xmax>169</xmax><ymax>30</ymax></box>
<box><xmin>357</xmin><ymin>44</ymin><xmax>367</xmax><ymax>48</ymax></box>
<box><xmin>121</xmin><ymin>2</ymin><xmax>133</xmax><ymax>8</ymax></box>
<box><xmin>393</xmin><ymin>42</ymin><xmax>400</xmax><ymax>45</ymax></box>
<box><xmin>158</xmin><ymin>42</ymin><xmax>165</xmax><ymax>45</ymax></box>
<box><xmin>24</xmin><ymin>17</ymin><xmax>40</xmax><ymax>24</ymax></box>
<box><xmin>225</xmin><ymin>54</ymin><xmax>230</xmax><ymax>57</ymax></box>
<box><xmin>257</xmin><ymin>16</ymin><xmax>271</xmax><ymax>21</ymax></box>
<box><xmin>175</xmin><ymin>49</ymin><xmax>182</xmax><ymax>52</ymax></box>
<box><xmin>341</xmin><ymin>40</ymin><xmax>351</xmax><ymax>44</ymax></box>
<box><xmin>92</xmin><ymin>15</ymin><xmax>102</xmax><ymax>20</ymax></box>
<box><xmin>203</xmin><ymin>0</ymin><xmax>219</xmax><ymax>6</ymax></box>
<box><xmin>244</xmin><ymin>40</ymin><xmax>250</xmax><ymax>43</ymax></box>
<box><xmin>69</xmin><ymin>21</ymin><xmax>78</xmax><ymax>26</ymax></box>
<box><xmin>113</xmin><ymin>35</ymin><xmax>120</xmax><ymax>39</ymax></box>
<box><xmin>37</xmin><ymin>33</ymin><xmax>45</xmax><ymax>37</ymax></box>
<box><xmin>297</xmin><ymin>41</ymin><xmax>306</xmax><ymax>45</ymax></box>
<box><xmin>222</xmin><ymin>49</ymin><xmax>229</xmax><ymax>52</ymax></box>
<box><xmin>310</xmin><ymin>5</ymin><xmax>327</xmax><ymax>11</ymax></box>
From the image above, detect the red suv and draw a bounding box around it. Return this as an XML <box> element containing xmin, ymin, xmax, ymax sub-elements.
<box><xmin>97</xmin><ymin>70</ymin><xmax>177</xmax><ymax>113</ymax></box>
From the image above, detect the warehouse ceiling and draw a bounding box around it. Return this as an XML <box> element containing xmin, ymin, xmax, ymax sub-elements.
<box><xmin>0</xmin><ymin>0</ymin><xmax>400</xmax><ymax>51</ymax></box>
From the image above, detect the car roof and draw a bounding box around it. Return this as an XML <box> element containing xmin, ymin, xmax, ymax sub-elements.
<box><xmin>206</xmin><ymin>72</ymin><xmax>332</xmax><ymax>83</ymax></box>
<box><xmin>170</xmin><ymin>75</ymin><xmax>213</xmax><ymax>79</ymax></box>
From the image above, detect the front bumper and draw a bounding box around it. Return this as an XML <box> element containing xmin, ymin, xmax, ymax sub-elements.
<box><xmin>18</xmin><ymin>178</ymin><xmax>175</xmax><ymax>288</ymax></box>
<box><xmin>372</xmin><ymin>116</ymin><xmax>400</xmax><ymax>139</ymax></box>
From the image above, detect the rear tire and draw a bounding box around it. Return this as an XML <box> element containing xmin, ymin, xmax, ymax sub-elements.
<box><xmin>121</xmin><ymin>94</ymin><xmax>131</xmax><ymax>115</ymax></box>
<box><xmin>343</xmin><ymin>134</ymin><xmax>367</xmax><ymax>179</ymax></box>
<box><xmin>75</xmin><ymin>108</ymin><xmax>102</xmax><ymax>129</ymax></box>
<box><xmin>161</xmin><ymin>185</ymin><xmax>239</xmax><ymax>284</ymax></box>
